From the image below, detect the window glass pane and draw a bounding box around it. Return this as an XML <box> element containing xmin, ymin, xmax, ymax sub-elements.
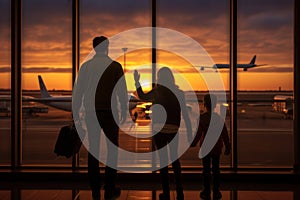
<box><xmin>237</xmin><ymin>0</ymin><xmax>294</xmax><ymax>167</ymax></box>
<box><xmin>157</xmin><ymin>0</ymin><xmax>231</xmax><ymax>168</ymax></box>
<box><xmin>79</xmin><ymin>0</ymin><xmax>151</xmax><ymax>168</ymax></box>
<box><xmin>22</xmin><ymin>0</ymin><xmax>72</xmax><ymax>165</ymax></box>
<box><xmin>0</xmin><ymin>0</ymin><xmax>11</xmax><ymax>165</ymax></box>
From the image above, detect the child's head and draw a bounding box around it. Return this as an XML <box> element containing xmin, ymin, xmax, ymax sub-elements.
<box><xmin>204</xmin><ymin>94</ymin><xmax>217</xmax><ymax>111</ymax></box>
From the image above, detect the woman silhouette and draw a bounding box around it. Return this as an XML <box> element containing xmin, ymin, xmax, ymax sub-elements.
<box><xmin>134</xmin><ymin>67</ymin><xmax>192</xmax><ymax>200</ymax></box>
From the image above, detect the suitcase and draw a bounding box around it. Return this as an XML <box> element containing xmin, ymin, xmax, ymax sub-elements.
<box><xmin>54</xmin><ymin>124</ymin><xmax>82</xmax><ymax>158</ymax></box>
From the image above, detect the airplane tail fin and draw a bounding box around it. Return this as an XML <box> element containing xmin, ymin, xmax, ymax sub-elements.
<box><xmin>38</xmin><ymin>75</ymin><xmax>51</xmax><ymax>98</ymax></box>
<box><xmin>250</xmin><ymin>55</ymin><xmax>256</xmax><ymax>65</ymax></box>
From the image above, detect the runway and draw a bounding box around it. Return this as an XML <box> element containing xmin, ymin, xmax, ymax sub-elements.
<box><xmin>0</xmin><ymin>91</ymin><xmax>294</xmax><ymax>168</ymax></box>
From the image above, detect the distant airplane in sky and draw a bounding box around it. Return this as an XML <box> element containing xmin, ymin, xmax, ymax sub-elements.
<box><xmin>200</xmin><ymin>55</ymin><xmax>265</xmax><ymax>71</ymax></box>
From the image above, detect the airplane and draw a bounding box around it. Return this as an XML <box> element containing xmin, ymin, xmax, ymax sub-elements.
<box><xmin>37</xmin><ymin>75</ymin><xmax>72</xmax><ymax>111</ymax></box>
<box><xmin>37</xmin><ymin>75</ymin><xmax>139</xmax><ymax>115</ymax></box>
<box><xmin>37</xmin><ymin>76</ymin><xmax>194</xmax><ymax>122</ymax></box>
<box><xmin>0</xmin><ymin>75</ymin><xmax>143</xmax><ymax>118</ymax></box>
<box><xmin>200</xmin><ymin>55</ymin><xmax>265</xmax><ymax>71</ymax></box>
<box><xmin>0</xmin><ymin>94</ymin><xmax>48</xmax><ymax>116</ymax></box>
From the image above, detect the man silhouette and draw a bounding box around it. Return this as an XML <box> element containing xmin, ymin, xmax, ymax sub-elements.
<box><xmin>73</xmin><ymin>36</ymin><xmax>128</xmax><ymax>200</ymax></box>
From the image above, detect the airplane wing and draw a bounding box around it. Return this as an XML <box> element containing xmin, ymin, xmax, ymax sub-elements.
<box><xmin>26</xmin><ymin>96</ymin><xmax>72</xmax><ymax>102</ymax></box>
<box><xmin>0</xmin><ymin>95</ymin><xmax>35</xmax><ymax>102</ymax></box>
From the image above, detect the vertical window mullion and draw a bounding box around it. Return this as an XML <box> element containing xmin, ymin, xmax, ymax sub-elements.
<box><xmin>151</xmin><ymin>0</ymin><xmax>156</xmax><ymax>85</ymax></box>
<box><xmin>72</xmin><ymin>0</ymin><xmax>80</xmax><ymax>169</ymax></box>
<box><xmin>11</xmin><ymin>0</ymin><xmax>22</xmax><ymax>169</ymax></box>
<box><xmin>294</xmin><ymin>0</ymin><xmax>300</xmax><ymax>173</ymax></box>
<box><xmin>230</xmin><ymin>0</ymin><xmax>237</xmax><ymax>171</ymax></box>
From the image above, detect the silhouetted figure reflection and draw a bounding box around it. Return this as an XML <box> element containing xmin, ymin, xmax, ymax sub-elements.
<box><xmin>134</xmin><ymin>67</ymin><xmax>192</xmax><ymax>200</ymax></box>
<box><xmin>191</xmin><ymin>94</ymin><xmax>231</xmax><ymax>200</ymax></box>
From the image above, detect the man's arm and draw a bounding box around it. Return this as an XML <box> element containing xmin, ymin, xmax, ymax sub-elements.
<box><xmin>115</xmin><ymin>62</ymin><xmax>128</xmax><ymax>124</ymax></box>
<box><xmin>72</xmin><ymin>64</ymin><xmax>86</xmax><ymax>120</ymax></box>
<box><xmin>72</xmin><ymin>64</ymin><xmax>87</xmax><ymax>134</ymax></box>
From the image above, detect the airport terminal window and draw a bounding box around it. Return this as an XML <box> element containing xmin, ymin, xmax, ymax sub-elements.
<box><xmin>21</xmin><ymin>0</ymin><xmax>73</xmax><ymax>165</ymax></box>
<box><xmin>237</xmin><ymin>0</ymin><xmax>294</xmax><ymax>167</ymax></box>
<box><xmin>79</xmin><ymin>0</ymin><xmax>152</xmax><ymax>168</ymax></box>
<box><xmin>0</xmin><ymin>0</ymin><xmax>11</xmax><ymax>165</ymax></box>
<box><xmin>157</xmin><ymin>0</ymin><xmax>231</xmax><ymax>168</ymax></box>
<box><xmin>1</xmin><ymin>0</ymin><xmax>297</xmax><ymax>170</ymax></box>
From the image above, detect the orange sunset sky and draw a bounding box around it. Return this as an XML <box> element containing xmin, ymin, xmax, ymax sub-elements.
<box><xmin>0</xmin><ymin>0</ymin><xmax>294</xmax><ymax>91</ymax></box>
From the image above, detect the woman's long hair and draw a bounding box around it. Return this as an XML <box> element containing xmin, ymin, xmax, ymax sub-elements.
<box><xmin>157</xmin><ymin>67</ymin><xmax>177</xmax><ymax>89</ymax></box>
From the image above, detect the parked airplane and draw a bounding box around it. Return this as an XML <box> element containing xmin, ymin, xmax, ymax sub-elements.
<box><xmin>0</xmin><ymin>76</ymin><xmax>139</xmax><ymax>116</ymax></box>
<box><xmin>37</xmin><ymin>75</ymin><xmax>139</xmax><ymax>115</ymax></box>
<box><xmin>200</xmin><ymin>55</ymin><xmax>264</xmax><ymax>71</ymax></box>
<box><xmin>0</xmin><ymin>94</ymin><xmax>48</xmax><ymax>116</ymax></box>
<box><xmin>37</xmin><ymin>75</ymin><xmax>72</xmax><ymax>111</ymax></box>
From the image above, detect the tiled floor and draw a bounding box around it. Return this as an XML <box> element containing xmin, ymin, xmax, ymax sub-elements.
<box><xmin>0</xmin><ymin>189</ymin><xmax>295</xmax><ymax>200</ymax></box>
<box><xmin>0</xmin><ymin>179</ymin><xmax>298</xmax><ymax>200</ymax></box>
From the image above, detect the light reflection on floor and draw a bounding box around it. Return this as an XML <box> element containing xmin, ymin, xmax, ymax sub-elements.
<box><xmin>0</xmin><ymin>185</ymin><xmax>296</xmax><ymax>200</ymax></box>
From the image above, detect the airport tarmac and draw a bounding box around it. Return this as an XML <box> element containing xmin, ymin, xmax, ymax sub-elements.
<box><xmin>0</xmin><ymin>91</ymin><xmax>294</xmax><ymax>168</ymax></box>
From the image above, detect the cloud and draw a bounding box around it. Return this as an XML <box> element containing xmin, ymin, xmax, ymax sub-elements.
<box><xmin>0</xmin><ymin>0</ymin><xmax>294</xmax><ymax>71</ymax></box>
<box><xmin>238</xmin><ymin>0</ymin><xmax>293</xmax><ymax>17</ymax></box>
<box><xmin>0</xmin><ymin>66</ymin><xmax>71</xmax><ymax>73</ymax></box>
<box><xmin>247</xmin><ymin>66</ymin><xmax>293</xmax><ymax>73</ymax></box>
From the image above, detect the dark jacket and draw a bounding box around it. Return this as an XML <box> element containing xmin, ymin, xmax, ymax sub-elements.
<box><xmin>95</xmin><ymin>60</ymin><xmax>126</xmax><ymax>111</ymax></box>
<box><xmin>74</xmin><ymin>53</ymin><xmax>128</xmax><ymax>113</ymax></box>
<box><xmin>136</xmin><ymin>84</ymin><xmax>183</xmax><ymax>127</ymax></box>
<box><xmin>193</xmin><ymin>111</ymin><xmax>230</xmax><ymax>155</ymax></box>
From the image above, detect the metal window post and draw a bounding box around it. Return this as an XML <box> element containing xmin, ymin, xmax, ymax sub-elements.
<box><xmin>230</xmin><ymin>0</ymin><xmax>238</xmax><ymax>171</ymax></box>
<box><xmin>294</xmin><ymin>0</ymin><xmax>300</xmax><ymax>173</ymax></box>
<box><xmin>72</xmin><ymin>0</ymin><xmax>80</xmax><ymax>169</ymax></box>
<box><xmin>151</xmin><ymin>0</ymin><xmax>157</xmax><ymax>171</ymax></box>
<box><xmin>152</xmin><ymin>0</ymin><xmax>157</xmax><ymax>85</ymax></box>
<box><xmin>11</xmin><ymin>0</ymin><xmax>22</xmax><ymax>169</ymax></box>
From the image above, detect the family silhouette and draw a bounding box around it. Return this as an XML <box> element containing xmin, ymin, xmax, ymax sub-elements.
<box><xmin>74</xmin><ymin>36</ymin><xmax>230</xmax><ymax>200</ymax></box>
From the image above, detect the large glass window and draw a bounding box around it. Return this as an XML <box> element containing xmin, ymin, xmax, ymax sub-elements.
<box><xmin>237</xmin><ymin>0</ymin><xmax>294</xmax><ymax>167</ymax></box>
<box><xmin>1</xmin><ymin>0</ymin><xmax>297</xmax><ymax>170</ymax></box>
<box><xmin>21</xmin><ymin>0</ymin><xmax>72</xmax><ymax>165</ymax></box>
<box><xmin>0</xmin><ymin>0</ymin><xmax>11</xmax><ymax>165</ymax></box>
<box><xmin>157</xmin><ymin>0</ymin><xmax>231</xmax><ymax>168</ymax></box>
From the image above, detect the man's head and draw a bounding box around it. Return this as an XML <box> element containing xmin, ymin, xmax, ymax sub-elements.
<box><xmin>204</xmin><ymin>94</ymin><xmax>217</xmax><ymax>111</ymax></box>
<box><xmin>93</xmin><ymin>36</ymin><xmax>109</xmax><ymax>53</ymax></box>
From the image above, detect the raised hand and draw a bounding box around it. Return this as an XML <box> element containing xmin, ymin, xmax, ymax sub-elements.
<box><xmin>134</xmin><ymin>69</ymin><xmax>140</xmax><ymax>83</ymax></box>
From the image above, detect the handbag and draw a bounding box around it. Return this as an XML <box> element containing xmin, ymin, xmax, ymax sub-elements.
<box><xmin>54</xmin><ymin>123</ymin><xmax>82</xmax><ymax>158</ymax></box>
